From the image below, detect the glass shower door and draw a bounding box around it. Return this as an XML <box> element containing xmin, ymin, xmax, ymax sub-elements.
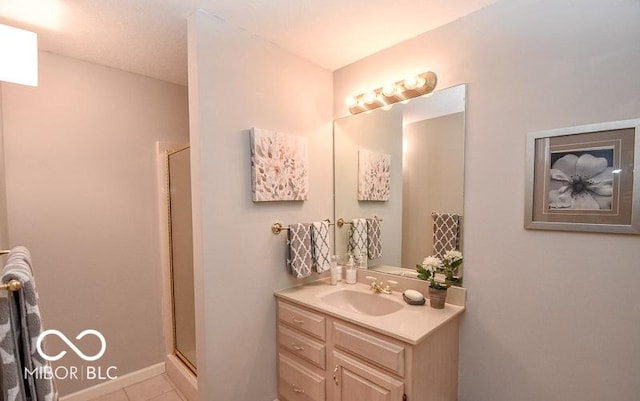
<box><xmin>167</xmin><ymin>147</ymin><xmax>196</xmax><ymax>372</ymax></box>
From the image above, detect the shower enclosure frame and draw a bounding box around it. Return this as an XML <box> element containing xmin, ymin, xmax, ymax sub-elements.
<box><xmin>157</xmin><ymin>142</ymin><xmax>198</xmax><ymax>401</ymax></box>
<box><xmin>165</xmin><ymin>144</ymin><xmax>197</xmax><ymax>374</ymax></box>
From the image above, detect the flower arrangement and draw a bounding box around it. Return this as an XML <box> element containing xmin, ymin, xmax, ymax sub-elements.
<box><xmin>416</xmin><ymin>250</ymin><xmax>463</xmax><ymax>290</ymax></box>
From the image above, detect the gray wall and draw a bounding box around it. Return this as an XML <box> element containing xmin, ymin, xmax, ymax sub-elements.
<box><xmin>188</xmin><ymin>11</ymin><xmax>333</xmax><ymax>400</ymax></box>
<box><xmin>1</xmin><ymin>51</ymin><xmax>189</xmax><ymax>395</ymax></box>
<box><xmin>334</xmin><ymin>1</ymin><xmax>640</xmax><ymax>400</ymax></box>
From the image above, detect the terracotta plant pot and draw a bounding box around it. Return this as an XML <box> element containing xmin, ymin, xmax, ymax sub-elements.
<box><xmin>428</xmin><ymin>287</ymin><xmax>447</xmax><ymax>309</ymax></box>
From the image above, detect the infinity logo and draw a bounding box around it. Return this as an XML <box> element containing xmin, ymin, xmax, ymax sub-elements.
<box><xmin>36</xmin><ymin>329</ymin><xmax>107</xmax><ymax>362</ymax></box>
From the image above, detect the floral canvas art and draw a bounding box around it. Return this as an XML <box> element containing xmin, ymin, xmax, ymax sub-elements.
<box><xmin>250</xmin><ymin>128</ymin><xmax>308</xmax><ymax>201</ymax></box>
<box><xmin>358</xmin><ymin>150</ymin><xmax>391</xmax><ymax>201</ymax></box>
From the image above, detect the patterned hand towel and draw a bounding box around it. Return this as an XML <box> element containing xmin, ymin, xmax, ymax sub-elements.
<box><xmin>366</xmin><ymin>217</ymin><xmax>382</xmax><ymax>259</ymax></box>
<box><xmin>348</xmin><ymin>218</ymin><xmax>367</xmax><ymax>260</ymax></box>
<box><xmin>1</xmin><ymin>246</ymin><xmax>58</xmax><ymax>401</ymax></box>
<box><xmin>287</xmin><ymin>223</ymin><xmax>313</xmax><ymax>278</ymax></box>
<box><xmin>432</xmin><ymin>212</ymin><xmax>461</xmax><ymax>259</ymax></box>
<box><xmin>311</xmin><ymin>221</ymin><xmax>331</xmax><ymax>273</ymax></box>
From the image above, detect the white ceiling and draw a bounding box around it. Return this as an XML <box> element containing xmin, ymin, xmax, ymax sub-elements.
<box><xmin>0</xmin><ymin>0</ymin><xmax>499</xmax><ymax>86</ymax></box>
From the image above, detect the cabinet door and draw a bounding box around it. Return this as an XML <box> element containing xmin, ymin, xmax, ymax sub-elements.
<box><xmin>331</xmin><ymin>350</ymin><xmax>404</xmax><ymax>401</ymax></box>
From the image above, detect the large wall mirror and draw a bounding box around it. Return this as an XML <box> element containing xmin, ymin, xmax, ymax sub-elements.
<box><xmin>333</xmin><ymin>84</ymin><xmax>466</xmax><ymax>280</ymax></box>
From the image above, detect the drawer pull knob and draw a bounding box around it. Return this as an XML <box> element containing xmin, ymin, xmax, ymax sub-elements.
<box><xmin>291</xmin><ymin>317</ymin><xmax>305</xmax><ymax>324</ymax></box>
<box><xmin>292</xmin><ymin>343</ymin><xmax>305</xmax><ymax>351</ymax></box>
<box><xmin>333</xmin><ymin>365</ymin><xmax>340</xmax><ymax>385</ymax></box>
<box><xmin>292</xmin><ymin>384</ymin><xmax>305</xmax><ymax>394</ymax></box>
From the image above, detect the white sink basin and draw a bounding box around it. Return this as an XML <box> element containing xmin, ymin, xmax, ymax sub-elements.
<box><xmin>319</xmin><ymin>289</ymin><xmax>404</xmax><ymax>316</ymax></box>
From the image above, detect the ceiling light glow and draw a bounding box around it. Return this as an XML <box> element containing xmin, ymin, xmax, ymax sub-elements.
<box><xmin>0</xmin><ymin>24</ymin><xmax>38</xmax><ymax>86</ymax></box>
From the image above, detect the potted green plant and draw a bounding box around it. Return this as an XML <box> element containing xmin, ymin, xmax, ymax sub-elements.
<box><xmin>416</xmin><ymin>250</ymin><xmax>463</xmax><ymax>309</ymax></box>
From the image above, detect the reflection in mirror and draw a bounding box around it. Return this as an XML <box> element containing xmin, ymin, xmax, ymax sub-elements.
<box><xmin>333</xmin><ymin>84</ymin><xmax>466</xmax><ymax>282</ymax></box>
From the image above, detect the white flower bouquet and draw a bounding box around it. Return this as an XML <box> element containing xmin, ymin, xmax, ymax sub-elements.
<box><xmin>416</xmin><ymin>250</ymin><xmax>463</xmax><ymax>290</ymax></box>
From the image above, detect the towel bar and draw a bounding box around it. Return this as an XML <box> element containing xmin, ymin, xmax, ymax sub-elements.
<box><xmin>0</xmin><ymin>250</ymin><xmax>10</xmax><ymax>255</ymax></box>
<box><xmin>336</xmin><ymin>216</ymin><xmax>384</xmax><ymax>228</ymax></box>
<box><xmin>0</xmin><ymin>280</ymin><xmax>22</xmax><ymax>292</ymax></box>
<box><xmin>272</xmin><ymin>219</ymin><xmax>334</xmax><ymax>235</ymax></box>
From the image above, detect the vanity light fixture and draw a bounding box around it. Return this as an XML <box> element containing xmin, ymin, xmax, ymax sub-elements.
<box><xmin>346</xmin><ymin>71</ymin><xmax>437</xmax><ymax>115</ymax></box>
<box><xmin>0</xmin><ymin>24</ymin><xmax>38</xmax><ymax>87</ymax></box>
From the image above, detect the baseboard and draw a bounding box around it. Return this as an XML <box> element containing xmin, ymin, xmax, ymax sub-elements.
<box><xmin>165</xmin><ymin>354</ymin><xmax>197</xmax><ymax>401</ymax></box>
<box><xmin>59</xmin><ymin>362</ymin><xmax>166</xmax><ymax>401</ymax></box>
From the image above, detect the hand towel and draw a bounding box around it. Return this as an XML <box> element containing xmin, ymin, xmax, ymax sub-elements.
<box><xmin>366</xmin><ymin>217</ymin><xmax>382</xmax><ymax>259</ymax></box>
<box><xmin>432</xmin><ymin>212</ymin><xmax>461</xmax><ymax>259</ymax></box>
<box><xmin>348</xmin><ymin>218</ymin><xmax>367</xmax><ymax>261</ymax></box>
<box><xmin>1</xmin><ymin>246</ymin><xmax>58</xmax><ymax>401</ymax></box>
<box><xmin>287</xmin><ymin>223</ymin><xmax>313</xmax><ymax>279</ymax></box>
<box><xmin>311</xmin><ymin>221</ymin><xmax>331</xmax><ymax>273</ymax></box>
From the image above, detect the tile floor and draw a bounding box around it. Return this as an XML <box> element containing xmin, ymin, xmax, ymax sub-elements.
<box><xmin>88</xmin><ymin>374</ymin><xmax>187</xmax><ymax>401</ymax></box>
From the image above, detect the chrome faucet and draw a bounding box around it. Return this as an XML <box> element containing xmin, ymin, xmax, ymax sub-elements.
<box><xmin>365</xmin><ymin>276</ymin><xmax>398</xmax><ymax>294</ymax></box>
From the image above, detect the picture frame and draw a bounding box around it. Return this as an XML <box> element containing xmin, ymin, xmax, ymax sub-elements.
<box><xmin>250</xmin><ymin>128</ymin><xmax>309</xmax><ymax>202</ymax></box>
<box><xmin>525</xmin><ymin>118</ymin><xmax>640</xmax><ymax>234</ymax></box>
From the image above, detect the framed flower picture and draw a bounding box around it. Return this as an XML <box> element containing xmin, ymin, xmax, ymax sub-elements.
<box><xmin>250</xmin><ymin>128</ymin><xmax>308</xmax><ymax>201</ymax></box>
<box><xmin>525</xmin><ymin>118</ymin><xmax>640</xmax><ymax>234</ymax></box>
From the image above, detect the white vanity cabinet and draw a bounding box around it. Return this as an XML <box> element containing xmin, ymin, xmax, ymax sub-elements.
<box><xmin>276</xmin><ymin>298</ymin><xmax>462</xmax><ymax>401</ymax></box>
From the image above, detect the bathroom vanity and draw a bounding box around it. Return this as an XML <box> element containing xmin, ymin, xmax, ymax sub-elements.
<box><xmin>274</xmin><ymin>280</ymin><xmax>465</xmax><ymax>401</ymax></box>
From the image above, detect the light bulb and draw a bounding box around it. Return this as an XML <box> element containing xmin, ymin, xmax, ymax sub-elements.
<box><xmin>345</xmin><ymin>96</ymin><xmax>357</xmax><ymax>108</ymax></box>
<box><xmin>364</xmin><ymin>91</ymin><xmax>377</xmax><ymax>104</ymax></box>
<box><xmin>404</xmin><ymin>75</ymin><xmax>419</xmax><ymax>90</ymax></box>
<box><xmin>382</xmin><ymin>83</ymin><xmax>396</xmax><ymax>97</ymax></box>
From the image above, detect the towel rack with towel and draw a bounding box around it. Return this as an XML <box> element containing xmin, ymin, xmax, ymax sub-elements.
<box><xmin>336</xmin><ymin>216</ymin><xmax>383</xmax><ymax>228</ymax></box>
<box><xmin>272</xmin><ymin>219</ymin><xmax>334</xmax><ymax>235</ymax></box>
<box><xmin>278</xmin><ymin>221</ymin><xmax>333</xmax><ymax>277</ymax></box>
<box><xmin>1</xmin><ymin>250</ymin><xmax>23</xmax><ymax>291</ymax></box>
<box><xmin>1</xmin><ymin>246</ymin><xmax>59</xmax><ymax>400</ymax></box>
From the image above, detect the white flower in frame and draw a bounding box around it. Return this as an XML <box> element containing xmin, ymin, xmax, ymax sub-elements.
<box><xmin>548</xmin><ymin>151</ymin><xmax>613</xmax><ymax>210</ymax></box>
<box><xmin>250</xmin><ymin>128</ymin><xmax>309</xmax><ymax>202</ymax></box>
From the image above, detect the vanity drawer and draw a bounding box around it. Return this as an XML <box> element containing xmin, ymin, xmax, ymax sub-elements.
<box><xmin>278</xmin><ymin>301</ymin><xmax>326</xmax><ymax>341</ymax></box>
<box><xmin>279</xmin><ymin>324</ymin><xmax>326</xmax><ymax>369</ymax></box>
<box><xmin>279</xmin><ymin>352</ymin><xmax>325</xmax><ymax>401</ymax></box>
<box><xmin>332</xmin><ymin>322</ymin><xmax>405</xmax><ymax>377</ymax></box>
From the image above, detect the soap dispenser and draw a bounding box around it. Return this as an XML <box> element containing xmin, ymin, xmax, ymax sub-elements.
<box><xmin>346</xmin><ymin>255</ymin><xmax>357</xmax><ymax>284</ymax></box>
<box><xmin>330</xmin><ymin>255</ymin><xmax>340</xmax><ymax>285</ymax></box>
<box><xmin>358</xmin><ymin>250</ymin><xmax>367</xmax><ymax>269</ymax></box>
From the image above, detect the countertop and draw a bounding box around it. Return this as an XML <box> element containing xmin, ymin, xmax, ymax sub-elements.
<box><xmin>274</xmin><ymin>280</ymin><xmax>465</xmax><ymax>345</ymax></box>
